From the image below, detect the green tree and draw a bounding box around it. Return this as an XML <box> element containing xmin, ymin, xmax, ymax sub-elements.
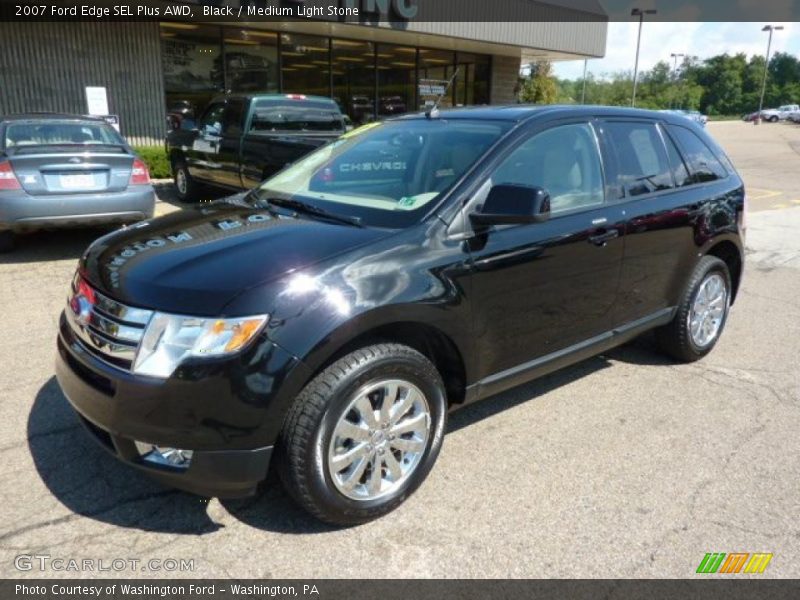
<box><xmin>520</xmin><ymin>60</ymin><xmax>558</xmax><ymax>104</ymax></box>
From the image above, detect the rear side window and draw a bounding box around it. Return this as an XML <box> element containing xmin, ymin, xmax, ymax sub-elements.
<box><xmin>662</xmin><ymin>128</ymin><xmax>693</xmax><ymax>187</ymax></box>
<box><xmin>250</xmin><ymin>99</ymin><xmax>344</xmax><ymax>134</ymax></box>
<box><xmin>667</xmin><ymin>125</ymin><xmax>727</xmax><ymax>183</ymax></box>
<box><xmin>604</xmin><ymin>122</ymin><xmax>673</xmax><ymax>197</ymax></box>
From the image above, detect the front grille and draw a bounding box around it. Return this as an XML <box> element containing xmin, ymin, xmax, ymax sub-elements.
<box><xmin>65</xmin><ymin>273</ymin><xmax>153</xmax><ymax>371</ymax></box>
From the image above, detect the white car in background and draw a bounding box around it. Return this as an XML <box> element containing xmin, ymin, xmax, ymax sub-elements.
<box><xmin>760</xmin><ymin>104</ymin><xmax>800</xmax><ymax>122</ymax></box>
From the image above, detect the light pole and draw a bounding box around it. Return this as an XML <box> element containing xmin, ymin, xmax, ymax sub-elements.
<box><xmin>631</xmin><ymin>8</ymin><xmax>657</xmax><ymax>107</ymax></box>
<box><xmin>757</xmin><ymin>25</ymin><xmax>784</xmax><ymax>123</ymax></box>
<box><xmin>670</xmin><ymin>53</ymin><xmax>685</xmax><ymax>109</ymax></box>
<box><xmin>581</xmin><ymin>58</ymin><xmax>588</xmax><ymax>104</ymax></box>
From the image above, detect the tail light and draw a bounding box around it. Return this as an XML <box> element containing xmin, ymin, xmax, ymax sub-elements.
<box><xmin>129</xmin><ymin>158</ymin><xmax>151</xmax><ymax>186</ymax></box>
<box><xmin>0</xmin><ymin>161</ymin><xmax>21</xmax><ymax>191</ymax></box>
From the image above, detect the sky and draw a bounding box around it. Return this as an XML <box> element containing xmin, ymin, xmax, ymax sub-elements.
<box><xmin>552</xmin><ymin>22</ymin><xmax>800</xmax><ymax>80</ymax></box>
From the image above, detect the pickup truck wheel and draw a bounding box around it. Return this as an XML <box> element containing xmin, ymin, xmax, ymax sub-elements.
<box><xmin>277</xmin><ymin>344</ymin><xmax>447</xmax><ymax>526</ymax></box>
<box><xmin>657</xmin><ymin>256</ymin><xmax>731</xmax><ymax>362</ymax></box>
<box><xmin>0</xmin><ymin>231</ymin><xmax>14</xmax><ymax>253</ymax></box>
<box><xmin>768</xmin><ymin>116</ymin><xmax>779</xmax><ymax>123</ymax></box>
<box><xmin>173</xmin><ymin>162</ymin><xmax>199</xmax><ymax>202</ymax></box>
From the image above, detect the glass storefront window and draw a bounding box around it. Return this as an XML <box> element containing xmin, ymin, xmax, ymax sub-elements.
<box><xmin>455</xmin><ymin>52</ymin><xmax>491</xmax><ymax>107</ymax></box>
<box><xmin>281</xmin><ymin>33</ymin><xmax>331</xmax><ymax>98</ymax></box>
<box><xmin>377</xmin><ymin>44</ymin><xmax>416</xmax><ymax>119</ymax></box>
<box><xmin>223</xmin><ymin>29</ymin><xmax>279</xmax><ymax>94</ymax></box>
<box><xmin>418</xmin><ymin>48</ymin><xmax>455</xmax><ymax>110</ymax></box>
<box><xmin>331</xmin><ymin>39</ymin><xmax>375</xmax><ymax>125</ymax></box>
<box><xmin>161</xmin><ymin>23</ymin><xmax>224</xmax><ymax>125</ymax></box>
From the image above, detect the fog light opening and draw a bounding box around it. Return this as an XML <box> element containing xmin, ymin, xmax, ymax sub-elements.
<box><xmin>135</xmin><ymin>441</ymin><xmax>194</xmax><ymax>469</ymax></box>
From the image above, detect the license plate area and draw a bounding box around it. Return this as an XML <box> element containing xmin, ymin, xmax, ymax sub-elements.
<box><xmin>60</xmin><ymin>173</ymin><xmax>96</xmax><ymax>189</ymax></box>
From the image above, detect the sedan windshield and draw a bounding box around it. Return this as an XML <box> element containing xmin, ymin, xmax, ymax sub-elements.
<box><xmin>253</xmin><ymin>119</ymin><xmax>513</xmax><ymax>228</ymax></box>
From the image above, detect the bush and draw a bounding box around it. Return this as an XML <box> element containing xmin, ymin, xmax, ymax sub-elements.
<box><xmin>132</xmin><ymin>145</ymin><xmax>171</xmax><ymax>180</ymax></box>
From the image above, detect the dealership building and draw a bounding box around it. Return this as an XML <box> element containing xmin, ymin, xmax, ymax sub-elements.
<box><xmin>0</xmin><ymin>1</ymin><xmax>608</xmax><ymax>145</ymax></box>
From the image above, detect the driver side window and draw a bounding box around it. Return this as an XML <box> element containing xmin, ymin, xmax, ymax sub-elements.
<box><xmin>492</xmin><ymin>123</ymin><xmax>605</xmax><ymax>214</ymax></box>
<box><xmin>199</xmin><ymin>103</ymin><xmax>226</xmax><ymax>136</ymax></box>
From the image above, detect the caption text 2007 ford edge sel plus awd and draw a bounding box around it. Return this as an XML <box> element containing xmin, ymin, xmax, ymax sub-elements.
<box><xmin>56</xmin><ymin>106</ymin><xmax>745</xmax><ymax>525</ymax></box>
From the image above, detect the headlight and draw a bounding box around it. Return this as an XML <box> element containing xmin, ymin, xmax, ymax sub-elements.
<box><xmin>133</xmin><ymin>313</ymin><xmax>268</xmax><ymax>378</ymax></box>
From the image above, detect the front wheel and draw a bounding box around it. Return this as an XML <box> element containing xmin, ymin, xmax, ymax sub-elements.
<box><xmin>173</xmin><ymin>161</ymin><xmax>200</xmax><ymax>202</ymax></box>
<box><xmin>657</xmin><ymin>255</ymin><xmax>732</xmax><ymax>362</ymax></box>
<box><xmin>277</xmin><ymin>344</ymin><xmax>447</xmax><ymax>526</ymax></box>
<box><xmin>769</xmin><ymin>116</ymin><xmax>779</xmax><ymax>123</ymax></box>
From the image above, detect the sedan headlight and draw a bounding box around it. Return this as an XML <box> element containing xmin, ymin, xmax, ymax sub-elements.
<box><xmin>133</xmin><ymin>313</ymin><xmax>268</xmax><ymax>378</ymax></box>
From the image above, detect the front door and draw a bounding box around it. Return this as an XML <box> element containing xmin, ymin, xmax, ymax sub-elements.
<box><xmin>464</xmin><ymin>121</ymin><xmax>625</xmax><ymax>381</ymax></box>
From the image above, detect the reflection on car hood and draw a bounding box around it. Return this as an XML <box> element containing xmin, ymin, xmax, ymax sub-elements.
<box><xmin>80</xmin><ymin>204</ymin><xmax>389</xmax><ymax>315</ymax></box>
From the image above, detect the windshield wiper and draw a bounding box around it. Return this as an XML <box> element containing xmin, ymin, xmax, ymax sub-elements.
<box><xmin>263</xmin><ymin>197</ymin><xmax>363</xmax><ymax>228</ymax></box>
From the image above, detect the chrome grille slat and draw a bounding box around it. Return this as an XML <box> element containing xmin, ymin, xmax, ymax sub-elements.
<box><xmin>66</xmin><ymin>275</ymin><xmax>154</xmax><ymax>371</ymax></box>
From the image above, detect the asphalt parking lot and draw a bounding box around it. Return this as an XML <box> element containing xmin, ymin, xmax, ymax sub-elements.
<box><xmin>1</xmin><ymin>121</ymin><xmax>798</xmax><ymax>579</ymax></box>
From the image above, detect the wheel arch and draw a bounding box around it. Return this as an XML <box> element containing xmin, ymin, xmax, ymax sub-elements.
<box><xmin>704</xmin><ymin>239</ymin><xmax>743</xmax><ymax>303</ymax></box>
<box><xmin>300</xmin><ymin>319</ymin><xmax>469</xmax><ymax>407</ymax></box>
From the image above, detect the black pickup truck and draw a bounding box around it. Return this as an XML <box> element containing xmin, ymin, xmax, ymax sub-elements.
<box><xmin>166</xmin><ymin>94</ymin><xmax>346</xmax><ymax>201</ymax></box>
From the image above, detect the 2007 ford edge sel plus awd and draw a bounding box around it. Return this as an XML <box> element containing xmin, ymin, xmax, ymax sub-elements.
<box><xmin>56</xmin><ymin>106</ymin><xmax>745</xmax><ymax>525</ymax></box>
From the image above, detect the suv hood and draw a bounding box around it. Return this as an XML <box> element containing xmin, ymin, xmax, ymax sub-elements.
<box><xmin>80</xmin><ymin>204</ymin><xmax>389</xmax><ymax>315</ymax></box>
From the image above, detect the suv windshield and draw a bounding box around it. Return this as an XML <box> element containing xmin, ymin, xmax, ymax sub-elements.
<box><xmin>4</xmin><ymin>121</ymin><xmax>124</xmax><ymax>152</ymax></box>
<box><xmin>253</xmin><ymin>118</ymin><xmax>512</xmax><ymax>228</ymax></box>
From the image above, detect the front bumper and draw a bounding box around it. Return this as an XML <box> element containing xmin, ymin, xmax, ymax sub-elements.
<box><xmin>55</xmin><ymin>312</ymin><xmax>309</xmax><ymax>498</ymax></box>
<box><xmin>0</xmin><ymin>186</ymin><xmax>155</xmax><ymax>231</ymax></box>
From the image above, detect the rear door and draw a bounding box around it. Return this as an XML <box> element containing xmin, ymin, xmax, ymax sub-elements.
<box><xmin>600</xmin><ymin>119</ymin><xmax>711</xmax><ymax>323</ymax></box>
<box><xmin>5</xmin><ymin>120</ymin><xmax>134</xmax><ymax>195</ymax></box>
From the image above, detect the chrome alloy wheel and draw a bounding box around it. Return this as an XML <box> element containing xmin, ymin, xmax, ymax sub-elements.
<box><xmin>175</xmin><ymin>168</ymin><xmax>187</xmax><ymax>195</ymax></box>
<box><xmin>688</xmin><ymin>272</ymin><xmax>729</xmax><ymax>348</ymax></box>
<box><xmin>327</xmin><ymin>379</ymin><xmax>431</xmax><ymax>501</ymax></box>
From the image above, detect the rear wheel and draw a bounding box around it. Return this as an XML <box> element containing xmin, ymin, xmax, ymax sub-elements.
<box><xmin>173</xmin><ymin>161</ymin><xmax>199</xmax><ymax>202</ymax></box>
<box><xmin>768</xmin><ymin>116</ymin><xmax>779</xmax><ymax>123</ymax></box>
<box><xmin>277</xmin><ymin>344</ymin><xmax>447</xmax><ymax>526</ymax></box>
<box><xmin>657</xmin><ymin>256</ymin><xmax>731</xmax><ymax>362</ymax></box>
<box><xmin>0</xmin><ymin>230</ymin><xmax>14</xmax><ymax>253</ymax></box>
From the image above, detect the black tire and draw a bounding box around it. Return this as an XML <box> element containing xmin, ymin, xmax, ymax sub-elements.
<box><xmin>0</xmin><ymin>230</ymin><xmax>14</xmax><ymax>253</ymax></box>
<box><xmin>769</xmin><ymin>116</ymin><xmax>779</xmax><ymax>123</ymax></box>
<box><xmin>656</xmin><ymin>255</ymin><xmax>732</xmax><ymax>362</ymax></box>
<box><xmin>277</xmin><ymin>343</ymin><xmax>447</xmax><ymax>526</ymax></box>
<box><xmin>173</xmin><ymin>160</ymin><xmax>200</xmax><ymax>202</ymax></box>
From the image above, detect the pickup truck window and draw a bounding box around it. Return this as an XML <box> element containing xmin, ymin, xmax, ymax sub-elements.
<box><xmin>255</xmin><ymin>119</ymin><xmax>512</xmax><ymax>228</ymax></box>
<box><xmin>250</xmin><ymin>99</ymin><xmax>344</xmax><ymax>134</ymax></box>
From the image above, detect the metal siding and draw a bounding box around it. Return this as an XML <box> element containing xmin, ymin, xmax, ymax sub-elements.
<box><xmin>0</xmin><ymin>22</ymin><xmax>165</xmax><ymax>146</ymax></box>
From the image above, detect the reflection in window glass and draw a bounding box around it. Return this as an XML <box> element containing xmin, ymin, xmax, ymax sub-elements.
<box><xmin>663</xmin><ymin>129</ymin><xmax>692</xmax><ymax>187</ymax></box>
<box><xmin>250</xmin><ymin>98</ymin><xmax>344</xmax><ymax>133</ymax></box>
<box><xmin>161</xmin><ymin>23</ymin><xmax>223</xmax><ymax>122</ymax></box>
<box><xmin>331</xmin><ymin>39</ymin><xmax>376</xmax><ymax>125</ymax></box>
<box><xmin>281</xmin><ymin>33</ymin><xmax>331</xmax><ymax>98</ymax></box>
<box><xmin>492</xmin><ymin>123</ymin><xmax>604</xmax><ymax>214</ymax></box>
<box><xmin>667</xmin><ymin>125</ymin><xmax>728</xmax><ymax>183</ymax></box>
<box><xmin>223</xmin><ymin>29</ymin><xmax>279</xmax><ymax>94</ymax></box>
<box><xmin>377</xmin><ymin>44</ymin><xmax>416</xmax><ymax>119</ymax></box>
<box><xmin>605</xmin><ymin>122</ymin><xmax>673</xmax><ymax>197</ymax></box>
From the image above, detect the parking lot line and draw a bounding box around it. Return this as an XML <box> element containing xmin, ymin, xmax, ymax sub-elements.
<box><xmin>747</xmin><ymin>188</ymin><xmax>783</xmax><ymax>201</ymax></box>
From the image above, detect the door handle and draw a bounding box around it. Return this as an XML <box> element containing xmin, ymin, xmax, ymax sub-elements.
<box><xmin>588</xmin><ymin>228</ymin><xmax>620</xmax><ymax>247</ymax></box>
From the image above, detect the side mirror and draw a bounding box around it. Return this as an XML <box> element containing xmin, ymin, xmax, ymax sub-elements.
<box><xmin>470</xmin><ymin>184</ymin><xmax>551</xmax><ymax>227</ymax></box>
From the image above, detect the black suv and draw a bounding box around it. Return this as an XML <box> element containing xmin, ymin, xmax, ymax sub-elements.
<box><xmin>56</xmin><ymin>106</ymin><xmax>745</xmax><ymax>525</ymax></box>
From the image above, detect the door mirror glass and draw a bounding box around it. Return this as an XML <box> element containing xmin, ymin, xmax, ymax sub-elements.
<box><xmin>470</xmin><ymin>184</ymin><xmax>551</xmax><ymax>226</ymax></box>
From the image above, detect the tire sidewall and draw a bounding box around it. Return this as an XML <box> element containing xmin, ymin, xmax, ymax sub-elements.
<box><xmin>685</xmin><ymin>259</ymin><xmax>732</xmax><ymax>357</ymax></box>
<box><xmin>307</xmin><ymin>353</ymin><xmax>446</xmax><ymax>522</ymax></box>
<box><xmin>174</xmin><ymin>163</ymin><xmax>191</xmax><ymax>201</ymax></box>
